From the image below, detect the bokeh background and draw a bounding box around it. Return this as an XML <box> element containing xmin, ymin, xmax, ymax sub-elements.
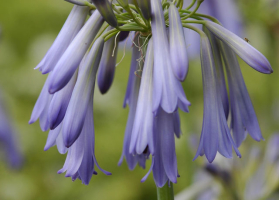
<box><xmin>0</xmin><ymin>0</ymin><xmax>278</xmax><ymax>199</ymax></box>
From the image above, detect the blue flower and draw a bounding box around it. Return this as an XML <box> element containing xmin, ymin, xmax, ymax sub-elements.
<box><xmin>48</xmin><ymin>10</ymin><xmax>104</xmax><ymax>94</ymax></box>
<box><xmin>97</xmin><ymin>27</ymin><xmax>119</xmax><ymax>94</ymax></box>
<box><xmin>151</xmin><ymin>0</ymin><xmax>190</xmax><ymax>114</ymax></box>
<box><xmin>0</xmin><ymin>93</ymin><xmax>23</xmax><ymax>168</ymax></box>
<box><xmin>35</xmin><ymin>5</ymin><xmax>89</xmax><ymax>74</ymax></box>
<box><xmin>194</xmin><ymin>33</ymin><xmax>241</xmax><ymax>163</ymax></box>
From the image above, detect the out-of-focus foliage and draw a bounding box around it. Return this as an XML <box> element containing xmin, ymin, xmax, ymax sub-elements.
<box><xmin>0</xmin><ymin>0</ymin><xmax>278</xmax><ymax>199</ymax></box>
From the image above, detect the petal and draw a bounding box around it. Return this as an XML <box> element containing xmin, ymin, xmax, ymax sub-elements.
<box><xmin>48</xmin><ymin>11</ymin><xmax>104</xmax><ymax>94</ymax></box>
<box><xmin>97</xmin><ymin>27</ymin><xmax>119</xmax><ymax>94</ymax></box>
<box><xmin>40</xmin><ymin>5</ymin><xmax>89</xmax><ymax>74</ymax></box>
<box><xmin>62</xmin><ymin>38</ymin><xmax>104</xmax><ymax>147</ymax></box>
<box><xmin>169</xmin><ymin>3</ymin><xmax>188</xmax><ymax>81</ymax></box>
<box><xmin>205</xmin><ymin>21</ymin><xmax>273</xmax><ymax>74</ymax></box>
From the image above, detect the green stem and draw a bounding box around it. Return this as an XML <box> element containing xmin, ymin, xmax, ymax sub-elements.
<box><xmin>186</xmin><ymin>0</ymin><xmax>196</xmax><ymax>10</ymax></box>
<box><xmin>181</xmin><ymin>0</ymin><xmax>202</xmax><ymax>20</ymax></box>
<box><xmin>157</xmin><ymin>183</ymin><xmax>174</xmax><ymax>200</ymax></box>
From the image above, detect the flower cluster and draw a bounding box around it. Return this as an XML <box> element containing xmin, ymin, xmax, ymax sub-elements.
<box><xmin>30</xmin><ymin>0</ymin><xmax>272</xmax><ymax>187</ymax></box>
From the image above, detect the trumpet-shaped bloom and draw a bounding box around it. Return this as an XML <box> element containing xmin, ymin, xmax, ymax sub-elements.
<box><xmin>58</xmin><ymin>101</ymin><xmax>111</xmax><ymax>184</ymax></box>
<box><xmin>118</xmin><ymin>34</ymin><xmax>149</xmax><ymax>170</ymax></box>
<box><xmin>36</xmin><ymin>5</ymin><xmax>89</xmax><ymax>74</ymax></box>
<box><xmin>204</xmin><ymin>21</ymin><xmax>273</xmax><ymax>74</ymax></box>
<box><xmin>221</xmin><ymin>42</ymin><xmax>264</xmax><ymax>147</ymax></box>
<box><xmin>129</xmin><ymin>39</ymin><xmax>155</xmax><ymax>155</ymax></box>
<box><xmin>62</xmin><ymin>38</ymin><xmax>104</xmax><ymax>147</ymax></box>
<box><xmin>194</xmin><ymin>34</ymin><xmax>240</xmax><ymax>163</ymax></box>
<box><xmin>151</xmin><ymin>0</ymin><xmax>190</xmax><ymax>114</ymax></box>
<box><xmin>48</xmin><ymin>10</ymin><xmax>104</xmax><ymax>94</ymax></box>
<box><xmin>141</xmin><ymin>108</ymin><xmax>178</xmax><ymax>187</ymax></box>
<box><xmin>48</xmin><ymin>71</ymin><xmax>77</xmax><ymax>130</ymax></box>
<box><xmin>169</xmin><ymin>3</ymin><xmax>188</xmax><ymax>81</ymax></box>
<box><xmin>203</xmin><ymin>27</ymin><xmax>229</xmax><ymax>119</ymax></box>
<box><xmin>97</xmin><ymin>27</ymin><xmax>119</xmax><ymax>94</ymax></box>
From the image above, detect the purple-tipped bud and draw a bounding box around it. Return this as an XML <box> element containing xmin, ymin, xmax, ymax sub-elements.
<box><xmin>62</xmin><ymin>38</ymin><xmax>104</xmax><ymax>148</ymax></box>
<box><xmin>169</xmin><ymin>3</ymin><xmax>189</xmax><ymax>81</ymax></box>
<box><xmin>204</xmin><ymin>21</ymin><xmax>273</xmax><ymax>74</ymax></box>
<box><xmin>48</xmin><ymin>11</ymin><xmax>104</xmax><ymax>94</ymax></box>
<box><xmin>137</xmin><ymin>0</ymin><xmax>151</xmax><ymax>20</ymax></box>
<box><xmin>92</xmin><ymin>0</ymin><xmax>118</xmax><ymax>27</ymax></box>
<box><xmin>36</xmin><ymin>5</ymin><xmax>89</xmax><ymax>74</ymax></box>
<box><xmin>119</xmin><ymin>31</ymin><xmax>130</xmax><ymax>42</ymax></box>
<box><xmin>97</xmin><ymin>27</ymin><xmax>119</xmax><ymax>94</ymax></box>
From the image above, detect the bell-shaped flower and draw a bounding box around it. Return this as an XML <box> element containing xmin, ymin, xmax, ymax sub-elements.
<box><xmin>141</xmin><ymin>108</ymin><xmax>179</xmax><ymax>187</ymax></box>
<box><xmin>48</xmin><ymin>10</ymin><xmax>104</xmax><ymax>94</ymax></box>
<box><xmin>36</xmin><ymin>5</ymin><xmax>89</xmax><ymax>74</ymax></box>
<box><xmin>48</xmin><ymin>71</ymin><xmax>77</xmax><ymax>130</ymax></box>
<box><xmin>204</xmin><ymin>21</ymin><xmax>273</xmax><ymax>74</ymax></box>
<box><xmin>29</xmin><ymin>75</ymin><xmax>53</xmax><ymax>132</ymax></box>
<box><xmin>194</xmin><ymin>34</ymin><xmax>241</xmax><ymax>163</ymax></box>
<box><xmin>118</xmin><ymin>34</ymin><xmax>148</xmax><ymax>170</ymax></box>
<box><xmin>151</xmin><ymin>0</ymin><xmax>191</xmax><ymax>114</ymax></box>
<box><xmin>129</xmin><ymin>39</ymin><xmax>155</xmax><ymax>155</ymax></box>
<box><xmin>169</xmin><ymin>3</ymin><xmax>189</xmax><ymax>81</ymax></box>
<box><xmin>58</xmin><ymin>100</ymin><xmax>111</xmax><ymax>184</ymax></box>
<box><xmin>203</xmin><ymin>27</ymin><xmax>229</xmax><ymax>119</ymax></box>
<box><xmin>92</xmin><ymin>0</ymin><xmax>118</xmax><ymax>27</ymax></box>
<box><xmin>221</xmin><ymin>42</ymin><xmax>264</xmax><ymax>147</ymax></box>
<box><xmin>62</xmin><ymin>38</ymin><xmax>104</xmax><ymax>148</ymax></box>
<box><xmin>97</xmin><ymin>27</ymin><xmax>119</xmax><ymax>94</ymax></box>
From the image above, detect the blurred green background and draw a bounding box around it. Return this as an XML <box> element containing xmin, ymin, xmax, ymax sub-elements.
<box><xmin>0</xmin><ymin>0</ymin><xmax>278</xmax><ymax>200</ymax></box>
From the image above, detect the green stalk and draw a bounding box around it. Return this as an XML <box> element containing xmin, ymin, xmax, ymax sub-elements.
<box><xmin>157</xmin><ymin>183</ymin><xmax>174</xmax><ymax>200</ymax></box>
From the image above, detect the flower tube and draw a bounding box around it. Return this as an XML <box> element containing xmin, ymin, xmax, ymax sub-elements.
<box><xmin>35</xmin><ymin>5</ymin><xmax>89</xmax><ymax>74</ymax></box>
<box><xmin>92</xmin><ymin>0</ymin><xmax>118</xmax><ymax>27</ymax></box>
<box><xmin>194</xmin><ymin>34</ymin><xmax>240</xmax><ymax>163</ymax></box>
<box><xmin>62</xmin><ymin>38</ymin><xmax>104</xmax><ymax>147</ymax></box>
<box><xmin>204</xmin><ymin>21</ymin><xmax>273</xmax><ymax>74</ymax></box>
<box><xmin>169</xmin><ymin>3</ymin><xmax>189</xmax><ymax>81</ymax></box>
<box><xmin>151</xmin><ymin>0</ymin><xmax>191</xmax><ymax>114</ymax></box>
<box><xmin>48</xmin><ymin>10</ymin><xmax>104</xmax><ymax>94</ymax></box>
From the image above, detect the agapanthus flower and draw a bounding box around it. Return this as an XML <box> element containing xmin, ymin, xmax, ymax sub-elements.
<box><xmin>183</xmin><ymin>0</ymin><xmax>243</xmax><ymax>58</ymax></box>
<box><xmin>0</xmin><ymin>91</ymin><xmax>23</xmax><ymax>169</ymax></box>
<box><xmin>30</xmin><ymin>0</ymin><xmax>272</xmax><ymax>188</ymax></box>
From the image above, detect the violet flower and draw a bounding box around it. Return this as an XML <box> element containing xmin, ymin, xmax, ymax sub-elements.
<box><xmin>0</xmin><ymin>94</ymin><xmax>23</xmax><ymax>168</ymax></box>
<box><xmin>151</xmin><ymin>0</ymin><xmax>191</xmax><ymax>114</ymax></box>
<box><xmin>58</xmin><ymin>100</ymin><xmax>111</xmax><ymax>184</ymax></box>
<box><xmin>35</xmin><ymin>5</ymin><xmax>89</xmax><ymax>74</ymax></box>
<box><xmin>118</xmin><ymin>34</ymin><xmax>149</xmax><ymax>170</ymax></box>
<box><xmin>62</xmin><ymin>38</ymin><xmax>104</xmax><ymax>147</ymax></box>
<box><xmin>204</xmin><ymin>21</ymin><xmax>273</xmax><ymax>74</ymax></box>
<box><xmin>169</xmin><ymin>3</ymin><xmax>189</xmax><ymax>81</ymax></box>
<box><xmin>220</xmin><ymin>42</ymin><xmax>264</xmax><ymax>147</ymax></box>
<box><xmin>129</xmin><ymin>38</ymin><xmax>155</xmax><ymax>155</ymax></box>
<box><xmin>194</xmin><ymin>34</ymin><xmax>241</xmax><ymax>163</ymax></box>
<box><xmin>48</xmin><ymin>10</ymin><xmax>104</xmax><ymax>94</ymax></box>
<box><xmin>97</xmin><ymin>27</ymin><xmax>119</xmax><ymax>94</ymax></box>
